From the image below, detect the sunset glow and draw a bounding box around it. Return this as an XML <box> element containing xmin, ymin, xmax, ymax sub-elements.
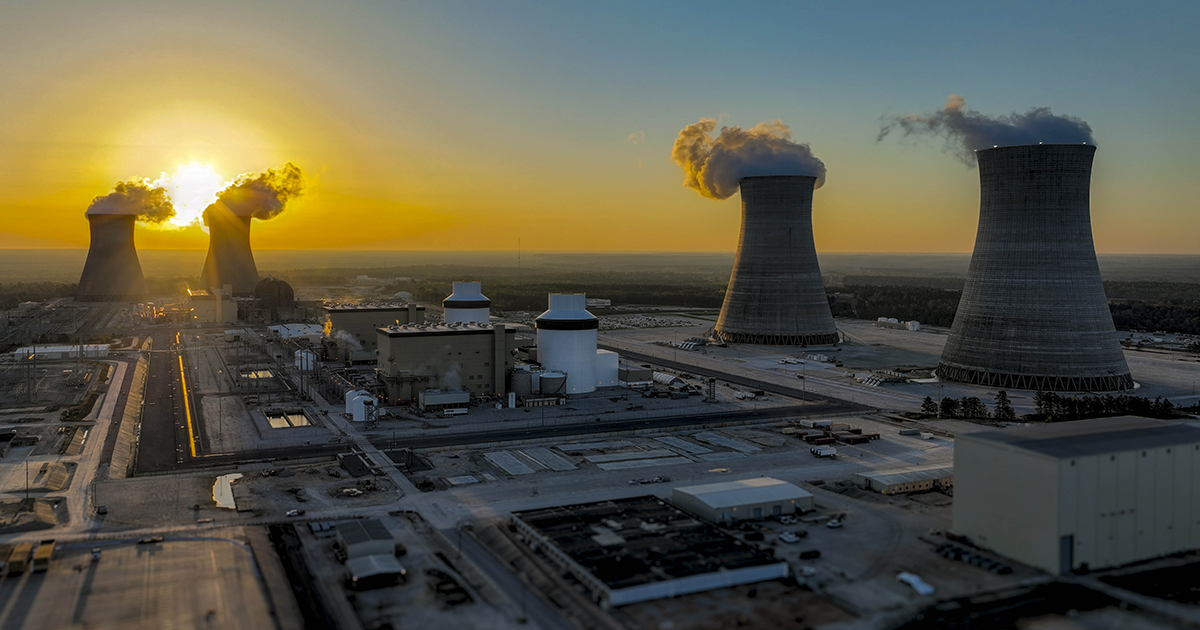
<box><xmin>156</xmin><ymin>163</ymin><xmax>227</xmax><ymax>229</ymax></box>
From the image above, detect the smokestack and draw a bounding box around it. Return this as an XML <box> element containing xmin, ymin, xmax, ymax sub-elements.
<box><xmin>77</xmin><ymin>178</ymin><xmax>173</xmax><ymax>302</ymax></box>
<box><xmin>200</xmin><ymin>202</ymin><xmax>260</xmax><ymax>295</ymax></box>
<box><xmin>937</xmin><ymin>144</ymin><xmax>1132</xmax><ymax>392</ymax></box>
<box><xmin>199</xmin><ymin>163</ymin><xmax>303</xmax><ymax>295</ymax></box>
<box><xmin>714</xmin><ymin>176</ymin><xmax>838</xmax><ymax>345</ymax></box>
<box><xmin>77</xmin><ymin>214</ymin><xmax>149</xmax><ymax>302</ymax></box>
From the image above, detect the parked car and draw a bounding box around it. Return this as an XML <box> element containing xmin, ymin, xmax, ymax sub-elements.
<box><xmin>779</xmin><ymin>532</ymin><xmax>801</xmax><ymax>544</ymax></box>
<box><xmin>826</xmin><ymin>519</ymin><xmax>843</xmax><ymax>529</ymax></box>
<box><xmin>286</xmin><ymin>509</ymin><xmax>306</xmax><ymax>517</ymax></box>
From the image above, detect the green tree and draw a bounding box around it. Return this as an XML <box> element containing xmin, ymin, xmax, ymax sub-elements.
<box><xmin>939</xmin><ymin>397</ymin><xmax>960</xmax><ymax>419</ymax></box>
<box><xmin>921</xmin><ymin>396</ymin><xmax>938</xmax><ymax>417</ymax></box>
<box><xmin>960</xmin><ymin>396</ymin><xmax>989</xmax><ymax>419</ymax></box>
<box><xmin>994</xmin><ymin>390</ymin><xmax>1016</xmax><ymax>421</ymax></box>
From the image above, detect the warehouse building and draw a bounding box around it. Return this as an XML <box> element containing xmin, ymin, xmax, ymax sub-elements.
<box><xmin>323</xmin><ymin>303</ymin><xmax>426</xmax><ymax>361</ymax></box>
<box><xmin>954</xmin><ymin>417</ymin><xmax>1200</xmax><ymax>575</ymax></box>
<box><xmin>376</xmin><ymin>323</ymin><xmax>517</xmax><ymax>404</ymax></box>
<box><xmin>853</xmin><ymin>464</ymin><xmax>954</xmax><ymax>495</ymax></box>
<box><xmin>672</xmin><ymin>477</ymin><xmax>814</xmax><ymax>523</ymax></box>
<box><xmin>335</xmin><ymin>519</ymin><xmax>395</xmax><ymax>559</ymax></box>
<box><xmin>513</xmin><ymin>496</ymin><xmax>787</xmax><ymax>608</ymax></box>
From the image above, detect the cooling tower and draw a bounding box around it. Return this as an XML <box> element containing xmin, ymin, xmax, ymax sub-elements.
<box><xmin>714</xmin><ymin>175</ymin><xmax>838</xmax><ymax>345</ymax></box>
<box><xmin>444</xmin><ymin>281</ymin><xmax>491</xmax><ymax>323</ymax></box>
<box><xmin>937</xmin><ymin>144</ymin><xmax>1133</xmax><ymax>392</ymax></box>
<box><xmin>77</xmin><ymin>214</ymin><xmax>149</xmax><ymax>302</ymax></box>
<box><xmin>536</xmin><ymin>294</ymin><xmax>597</xmax><ymax>394</ymax></box>
<box><xmin>200</xmin><ymin>203</ymin><xmax>260</xmax><ymax>295</ymax></box>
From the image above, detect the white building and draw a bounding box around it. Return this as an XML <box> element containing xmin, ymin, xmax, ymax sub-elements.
<box><xmin>10</xmin><ymin>344</ymin><xmax>110</xmax><ymax>360</ymax></box>
<box><xmin>443</xmin><ymin>281</ymin><xmax>491</xmax><ymax>324</ymax></box>
<box><xmin>672</xmin><ymin>477</ymin><xmax>815</xmax><ymax>522</ymax></box>
<box><xmin>954</xmin><ymin>416</ymin><xmax>1200</xmax><ymax>575</ymax></box>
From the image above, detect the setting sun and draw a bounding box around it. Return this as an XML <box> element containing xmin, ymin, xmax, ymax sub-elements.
<box><xmin>157</xmin><ymin>163</ymin><xmax>226</xmax><ymax>228</ymax></box>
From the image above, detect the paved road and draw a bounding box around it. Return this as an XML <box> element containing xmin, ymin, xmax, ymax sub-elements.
<box><xmin>454</xmin><ymin>529</ymin><xmax>573</xmax><ymax>630</ymax></box>
<box><xmin>136</xmin><ymin>333</ymin><xmax>187</xmax><ymax>473</ymax></box>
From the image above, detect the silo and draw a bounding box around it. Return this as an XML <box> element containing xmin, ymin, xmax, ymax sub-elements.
<box><xmin>937</xmin><ymin>144</ymin><xmax>1132</xmax><ymax>392</ymax></box>
<box><xmin>535</xmin><ymin>294</ymin><xmax>597</xmax><ymax>394</ymax></box>
<box><xmin>443</xmin><ymin>281</ymin><xmax>491</xmax><ymax>323</ymax></box>
<box><xmin>77</xmin><ymin>214</ymin><xmax>149</xmax><ymax>302</ymax></box>
<box><xmin>714</xmin><ymin>176</ymin><xmax>838</xmax><ymax>345</ymax></box>
<box><xmin>539</xmin><ymin>372</ymin><xmax>567</xmax><ymax>396</ymax></box>
<box><xmin>200</xmin><ymin>201</ymin><xmax>261</xmax><ymax>295</ymax></box>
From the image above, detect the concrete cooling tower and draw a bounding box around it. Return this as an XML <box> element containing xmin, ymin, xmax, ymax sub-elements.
<box><xmin>714</xmin><ymin>175</ymin><xmax>838</xmax><ymax>346</ymax></box>
<box><xmin>77</xmin><ymin>214</ymin><xmax>149</xmax><ymax>302</ymax></box>
<box><xmin>200</xmin><ymin>203</ymin><xmax>261</xmax><ymax>295</ymax></box>
<box><xmin>937</xmin><ymin>144</ymin><xmax>1133</xmax><ymax>392</ymax></box>
<box><xmin>535</xmin><ymin>294</ymin><xmax>598</xmax><ymax>394</ymax></box>
<box><xmin>443</xmin><ymin>282</ymin><xmax>491</xmax><ymax>323</ymax></box>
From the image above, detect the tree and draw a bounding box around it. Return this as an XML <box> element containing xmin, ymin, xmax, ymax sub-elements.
<box><xmin>960</xmin><ymin>396</ymin><xmax>989</xmax><ymax>419</ymax></box>
<box><xmin>939</xmin><ymin>397</ymin><xmax>960</xmax><ymax>419</ymax></box>
<box><xmin>994</xmin><ymin>390</ymin><xmax>1016</xmax><ymax>421</ymax></box>
<box><xmin>921</xmin><ymin>396</ymin><xmax>938</xmax><ymax>417</ymax></box>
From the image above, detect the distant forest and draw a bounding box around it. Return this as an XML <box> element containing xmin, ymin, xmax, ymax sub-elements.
<box><xmin>0</xmin><ymin>282</ymin><xmax>77</xmax><ymax>310</ymax></box>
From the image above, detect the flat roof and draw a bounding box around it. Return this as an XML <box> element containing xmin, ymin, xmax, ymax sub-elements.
<box><xmin>673</xmin><ymin>477</ymin><xmax>813</xmax><ymax>509</ymax></box>
<box><xmin>855</xmin><ymin>465</ymin><xmax>954</xmax><ymax>486</ymax></box>
<box><xmin>346</xmin><ymin>554</ymin><xmax>405</xmax><ymax>579</ymax></box>
<box><xmin>324</xmin><ymin>303</ymin><xmax>425</xmax><ymax>313</ymax></box>
<box><xmin>514</xmin><ymin>496</ymin><xmax>780</xmax><ymax>590</ymax></box>
<box><xmin>379</xmin><ymin>323</ymin><xmax>512</xmax><ymax>338</ymax></box>
<box><xmin>959</xmin><ymin>416</ymin><xmax>1200</xmax><ymax>459</ymax></box>
<box><xmin>336</xmin><ymin>519</ymin><xmax>392</xmax><ymax>546</ymax></box>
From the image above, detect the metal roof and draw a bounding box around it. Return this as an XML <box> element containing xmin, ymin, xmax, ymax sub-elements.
<box><xmin>958</xmin><ymin>416</ymin><xmax>1200</xmax><ymax>459</ymax></box>
<box><xmin>336</xmin><ymin>519</ymin><xmax>393</xmax><ymax>546</ymax></box>
<box><xmin>673</xmin><ymin>477</ymin><xmax>813</xmax><ymax>509</ymax></box>
<box><xmin>855</xmin><ymin>465</ymin><xmax>954</xmax><ymax>487</ymax></box>
<box><xmin>346</xmin><ymin>554</ymin><xmax>405</xmax><ymax>580</ymax></box>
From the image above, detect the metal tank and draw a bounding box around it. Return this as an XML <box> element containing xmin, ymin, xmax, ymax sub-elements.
<box><xmin>714</xmin><ymin>176</ymin><xmax>838</xmax><ymax>346</ymax></box>
<box><xmin>443</xmin><ymin>281</ymin><xmax>491</xmax><ymax>323</ymax></box>
<box><xmin>539</xmin><ymin>371</ymin><xmax>567</xmax><ymax>396</ymax></box>
<box><xmin>535</xmin><ymin>294</ymin><xmax>597</xmax><ymax>394</ymax></box>
<box><xmin>77</xmin><ymin>213</ymin><xmax>149</xmax><ymax>302</ymax></box>
<box><xmin>511</xmin><ymin>369</ymin><xmax>533</xmax><ymax>396</ymax></box>
<box><xmin>200</xmin><ymin>202</ymin><xmax>261</xmax><ymax>295</ymax></box>
<box><xmin>937</xmin><ymin>144</ymin><xmax>1132</xmax><ymax>392</ymax></box>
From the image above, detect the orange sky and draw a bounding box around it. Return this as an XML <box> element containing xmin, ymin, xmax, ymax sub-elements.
<box><xmin>1</xmin><ymin>2</ymin><xmax>1196</xmax><ymax>254</ymax></box>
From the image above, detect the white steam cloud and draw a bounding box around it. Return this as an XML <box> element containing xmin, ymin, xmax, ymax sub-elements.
<box><xmin>203</xmin><ymin>162</ymin><xmax>304</xmax><ymax>224</ymax></box>
<box><xmin>85</xmin><ymin>179</ymin><xmax>176</xmax><ymax>224</ymax></box>
<box><xmin>878</xmin><ymin>95</ymin><xmax>1096</xmax><ymax>164</ymax></box>
<box><xmin>672</xmin><ymin>118</ymin><xmax>826</xmax><ymax>200</ymax></box>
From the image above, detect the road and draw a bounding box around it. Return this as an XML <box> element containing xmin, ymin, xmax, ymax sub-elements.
<box><xmin>135</xmin><ymin>333</ymin><xmax>188</xmax><ymax>473</ymax></box>
<box><xmin>454</xmin><ymin>529</ymin><xmax>573</xmax><ymax>630</ymax></box>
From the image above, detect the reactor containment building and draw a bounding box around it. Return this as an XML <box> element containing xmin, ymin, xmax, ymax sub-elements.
<box><xmin>937</xmin><ymin>144</ymin><xmax>1133</xmax><ymax>392</ymax></box>
<box><xmin>714</xmin><ymin>175</ymin><xmax>838</xmax><ymax>346</ymax></box>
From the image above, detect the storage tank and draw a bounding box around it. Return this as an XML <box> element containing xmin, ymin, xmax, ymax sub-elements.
<box><xmin>539</xmin><ymin>371</ymin><xmax>567</xmax><ymax>396</ymax></box>
<box><xmin>443</xmin><ymin>281</ymin><xmax>491</xmax><ymax>324</ymax></box>
<box><xmin>937</xmin><ymin>144</ymin><xmax>1132</xmax><ymax>392</ymax></box>
<box><xmin>353</xmin><ymin>396</ymin><xmax>377</xmax><ymax>422</ymax></box>
<box><xmin>512</xmin><ymin>369</ymin><xmax>533</xmax><ymax>396</ymax></box>
<box><xmin>345</xmin><ymin>389</ymin><xmax>371</xmax><ymax>415</ymax></box>
<box><xmin>535</xmin><ymin>294</ymin><xmax>598</xmax><ymax>394</ymax></box>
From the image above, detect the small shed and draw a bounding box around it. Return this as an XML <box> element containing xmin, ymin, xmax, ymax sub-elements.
<box><xmin>672</xmin><ymin>477</ymin><xmax>814</xmax><ymax>523</ymax></box>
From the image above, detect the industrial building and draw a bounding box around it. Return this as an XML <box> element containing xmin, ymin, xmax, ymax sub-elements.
<box><xmin>199</xmin><ymin>201</ymin><xmax>262</xmax><ymax>295</ymax></box>
<box><xmin>953</xmin><ymin>416</ymin><xmax>1200</xmax><ymax>575</ymax></box>
<box><xmin>323</xmin><ymin>303</ymin><xmax>426</xmax><ymax>361</ymax></box>
<box><xmin>853</xmin><ymin>464</ymin><xmax>954</xmax><ymax>494</ymax></box>
<box><xmin>10</xmin><ymin>345</ymin><xmax>109</xmax><ymax>360</ymax></box>
<box><xmin>443</xmin><ymin>281</ymin><xmax>491</xmax><ymax>324</ymax></box>
<box><xmin>186</xmin><ymin>287</ymin><xmax>237</xmax><ymax>323</ymax></box>
<box><xmin>245</xmin><ymin>277</ymin><xmax>298</xmax><ymax>322</ymax></box>
<box><xmin>336</xmin><ymin>519</ymin><xmax>396</xmax><ymax>558</ymax></box>
<box><xmin>77</xmin><ymin>213</ymin><xmax>149</xmax><ymax>302</ymax></box>
<box><xmin>714</xmin><ymin>175</ymin><xmax>838</xmax><ymax>346</ymax></box>
<box><xmin>937</xmin><ymin>144</ymin><xmax>1133</xmax><ymax>392</ymax></box>
<box><xmin>671</xmin><ymin>477</ymin><xmax>815</xmax><ymax>522</ymax></box>
<box><xmin>513</xmin><ymin>496</ymin><xmax>788</xmax><ymax>608</ymax></box>
<box><xmin>376</xmin><ymin>322</ymin><xmax>516</xmax><ymax>404</ymax></box>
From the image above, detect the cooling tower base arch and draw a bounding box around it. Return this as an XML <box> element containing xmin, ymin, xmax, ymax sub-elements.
<box><xmin>715</xmin><ymin>329</ymin><xmax>840</xmax><ymax>346</ymax></box>
<box><xmin>936</xmin><ymin>363</ymin><xmax>1134</xmax><ymax>393</ymax></box>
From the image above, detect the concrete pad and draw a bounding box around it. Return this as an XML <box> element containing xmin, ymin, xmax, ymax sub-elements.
<box><xmin>655</xmin><ymin>436</ymin><xmax>713</xmax><ymax>454</ymax></box>
<box><xmin>596</xmin><ymin>457</ymin><xmax>692</xmax><ymax>471</ymax></box>
<box><xmin>557</xmin><ymin>440</ymin><xmax>636</xmax><ymax>453</ymax></box>
<box><xmin>484</xmin><ymin>452</ymin><xmax>535</xmax><ymax>475</ymax></box>
<box><xmin>584</xmin><ymin>449</ymin><xmax>676</xmax><ymax>463</ymax></box>
<box><xmin>522</xmin><ymin>448</ymin><xmax>576</xmax><ymax>471</ymax></box>
<box><xmin>698</xmin><ymin>452</ymin><xmax>747</xmax><ymax>462</ymax></box>
<box><xmin>446</xmin><ymin>475</ymin><xmax>480</xmax><ymax>485</ymax></box>
<box><xmin>693</xmin><ymin>432</ymin><xmax>761</xmax><ymax>453</ymax></box>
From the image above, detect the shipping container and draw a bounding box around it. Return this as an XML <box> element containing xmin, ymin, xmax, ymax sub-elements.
<box><xmin>6</xmin><ymin>543</ymin><xmax>33</xmax><ymax>576</ymax></box>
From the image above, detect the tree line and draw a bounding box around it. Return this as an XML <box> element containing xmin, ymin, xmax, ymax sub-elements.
<box><xmin>918</xmin><ymin>390</ymin><xmax>1185</xmax><ymax>422</ymax></box>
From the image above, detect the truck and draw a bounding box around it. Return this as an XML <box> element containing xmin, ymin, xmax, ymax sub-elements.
<box><xmin>6</xmin><ymin>542</ymin><xmax>33</xmax><ymax>576</ymax></box>
<box><xmin>31</xmin><ymin>540</ymin><xmax>55</xmax><ymax>573</ymax></box>
<box><xmin>810</xmin><ymin>445</ymin><xmax>837</xmax><ymax>458</ymax></box>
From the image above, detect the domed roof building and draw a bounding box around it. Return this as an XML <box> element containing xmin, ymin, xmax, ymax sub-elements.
<box><xmin>254</xmin><ymin>276</ymin><xmax>295</xmax><ymax>320</ymax></box>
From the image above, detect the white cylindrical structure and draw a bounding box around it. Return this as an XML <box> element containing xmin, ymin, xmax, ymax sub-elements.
<box><xmin>535</xmin><ymin>294</ymin><xmax>598</xmax><ymax>394</ymax></box>
<box><xmin>443</xmin><ymin>281</ymin><xmax>491</xmax><ymax>324</ymax></box>
<box><xmin>353</xmin><ymin>397</ymin><xmax>377</xmax><ymax>422</ymax></box>
<box><xmin>345</xmin><ymin>389</ymin><xmax>370</xmax><ymax>414</ymax></box>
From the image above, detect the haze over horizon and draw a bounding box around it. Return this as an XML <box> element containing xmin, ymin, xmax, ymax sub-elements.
<box><xmin>1</xmin><ymin>1</ymin><xmax>1197</xmax><ymax>254</ymax></box>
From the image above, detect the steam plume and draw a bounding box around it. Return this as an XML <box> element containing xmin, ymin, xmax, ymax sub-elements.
<box><xmin>878</xmin><ymin>95</ymin><xmax>1096</xmax><ymax>164</ymax></box>
<box><xmin>85</xmin><ymin>179</ymin><xmax>175</xmax><ymax>224</ymax></box>
<box><xmin>203</xmin><ymin>162</ymin><xmax>304</xmax><ymax>223</ymax></box>
<box><xmin>672</xmin><ymin>118</ymin><xmax>826</xmax><ymax>200</ymax></box>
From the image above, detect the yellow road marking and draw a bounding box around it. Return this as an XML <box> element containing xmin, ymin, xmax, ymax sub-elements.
<box><xmin>178</xmin><ymin>354</ymin><xmax>197</xmax><ymax>458</ymax></box>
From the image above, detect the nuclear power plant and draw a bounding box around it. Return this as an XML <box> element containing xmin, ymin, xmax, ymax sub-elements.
<box><xmin>200</xmin><ymin>201</ymin><xmax>262</xmax><ymax>295</ymax></box>
<box><xmin>714</xmin><ymin>175</ymin><xmax>838</xmax><ymax>346</ymax></box>
<box><xmin>937</xmin><ymin>144</ymin><xmax>1133</xmax><ymax>392</ymax></box>
<box><xmin>77</xmin><ymin>213</ymin><xmax>149</xmax><ymax>302</ymax></box>
<box><xmin>443</xmin><ymin>281</ymin><xmax>491</xmax><ymax>323</ymax></box>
